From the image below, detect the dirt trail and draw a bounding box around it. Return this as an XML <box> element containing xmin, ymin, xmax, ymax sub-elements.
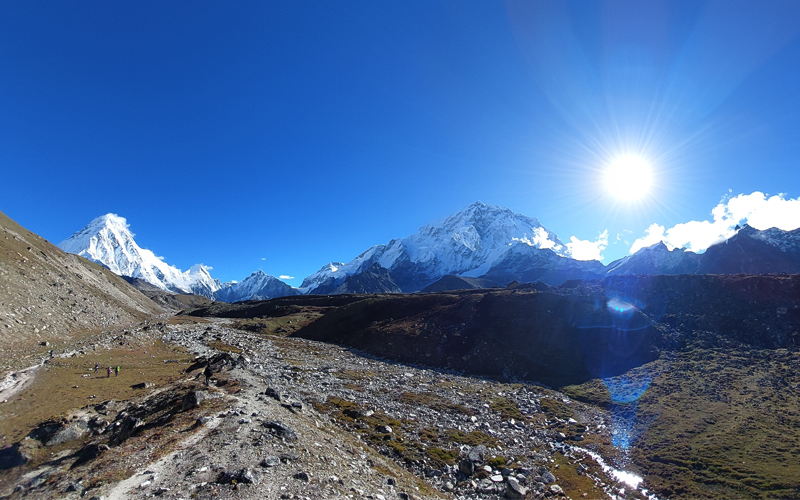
<box><xmin>0</xmin><ymin>364</ymin><xmax>41</xmax><ymax>403</ymax></box>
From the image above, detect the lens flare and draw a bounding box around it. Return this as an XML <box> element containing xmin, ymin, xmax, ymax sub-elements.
<box><xmin>605</xmin><ymin>155</ymin><xmax>652</xmax><ymax>200</ymax></box>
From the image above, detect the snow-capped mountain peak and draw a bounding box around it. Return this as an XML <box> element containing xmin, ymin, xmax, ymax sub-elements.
<box><xmin>58</xmin><ymin>214</ymin><xmax>221</xmax><ymax>298</ymax></box>
<box><xmin>215</xmin><ymin>270</ymin><xmax>298</xmax><ymax>302</ymax></box>
<box><xmin>300</xmin><ymin>202</ymin><xmax>572</xmax><ymax>293</ymax></box>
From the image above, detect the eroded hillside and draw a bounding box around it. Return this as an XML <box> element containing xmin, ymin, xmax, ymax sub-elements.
<box><xmin>0</xmin><ymin>210</ymin><xmax>163</xmax><ymax>365</ymax></box>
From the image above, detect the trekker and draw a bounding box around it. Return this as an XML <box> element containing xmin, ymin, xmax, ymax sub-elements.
<box><xmin>203</xmin><ymin>362</ymin><xmax>213</xmax><ymax>386</ymax></box>
<box><xmin>107</xmin><ymin>366</ymin><xmax>112</xmax><ymax>378</ymax></box>
<box><xmin>94</xmin><ymin>362</ymin><xmax>99</xmax><ymax>373</ymax></box>
<box><xmin>115</xmin><ymin>366</ymin><xmax>120</xmax><ymax>377</ymax></box>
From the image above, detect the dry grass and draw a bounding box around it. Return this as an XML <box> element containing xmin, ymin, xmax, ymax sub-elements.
<box><xmin>0</xmin><ymin>341</ymin><xmax>193</xmax><ymax>448</ymax></box>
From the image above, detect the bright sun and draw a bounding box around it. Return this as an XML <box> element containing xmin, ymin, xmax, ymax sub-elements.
<box><xmin>605</xmin><ymin>155</ymin><xmax>652</xmax><ymax>200</ymax></box>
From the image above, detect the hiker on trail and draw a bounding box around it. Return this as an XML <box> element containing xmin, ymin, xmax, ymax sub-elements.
<box><xmin>115</xmin><ymin>366</ymin><xmax>120</xmax><ymax>377</ymax></box>
<box><xmin>107</xmin><ymin>366</ymin><xmax>112</xmax><ymax>378</ymax></box>
<box><xmin>203</xmin><ymin>362</ymin><xmax>213</xmax><ymax>386</ymax></box>
<box><xmin>94</xmin><ymin>362</ymin><xmax>99</xmax><ymax>373</ymax></box>
<box><xmin>49</xmin><ymin>350</ymin><xmax>53</xmax><ymax>358</ymax></box>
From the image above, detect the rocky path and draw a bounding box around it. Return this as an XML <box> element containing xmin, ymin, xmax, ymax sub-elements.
<box><xmin>152</xmin><ymin>320</ymin><xmax>645</xmax><ymax>500</ymax></box>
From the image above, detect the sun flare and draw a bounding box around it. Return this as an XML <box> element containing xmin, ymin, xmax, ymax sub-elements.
<box><xmin>605</xmin><ymin>155</ymin><xmax>652</xmax><ymax>200</ymax></box>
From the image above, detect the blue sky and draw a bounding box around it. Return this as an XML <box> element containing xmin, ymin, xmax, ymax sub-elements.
<box><xmin>2</xmin><ymin>1</ymin><xmax>800</xmax><ymax>283</ymax></box>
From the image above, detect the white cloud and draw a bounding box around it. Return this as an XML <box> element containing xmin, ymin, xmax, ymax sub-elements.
<box><xmin>512</xmin><ymin>227</ymin><xmax>560</xmax><ymax>251</ymax></box>
<box><xmin>629</xmin><ymin>224</ymin><xmax>666</xmax><ymax>254</ymax></box>
<box><xmin>261</xmin><ymin>257</ymin><xmax>266</xmax><ymax>261</ymax></box>
<box><xmin>279</xmin><ymin>275</ymin><xmax>295</xmax><ymax>280</ymax></box>
<box><xmin>629</xmin><ymin>191</ymin><xmax>800</xmax><ymax>254</ymax></box>
<box><xmin>567</xmin><ymin>230</ymin><xmax>608</xmax><ymax>261</ymax></box>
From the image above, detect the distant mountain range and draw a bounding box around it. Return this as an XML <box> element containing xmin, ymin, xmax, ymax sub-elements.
<box><xmin>57</xmin><ymin>214</ymin><xmax>295</xmax><ymax>302</ymax></box>
<box><xmin>57</xmin><ymin>203</ymin><xmax>800</xmax><ymax>302</ymax></box>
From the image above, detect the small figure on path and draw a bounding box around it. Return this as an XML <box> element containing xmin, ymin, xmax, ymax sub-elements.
<box><xmin>203</xmin><ymin>362</ymin><xmax>213</xmax><ymax>386</ymax></box>
<box><xmin>94</xmin><ymin>362</ymin><xmax>99</xmax><ymax>373</ymax></box>
<box><xmin>49</xmin><ymin>350</ymin><xmax>54</xmax><ymax>358</ymax></box>
<box><xmin>115</xmin><ymin>366</ymin><xmax>120</xmax><ymax>377</ymax></box>
<box><xmin>107</xmin><ymin>366</ymin><xmax>112</xmax><ymax>378</ymax></box>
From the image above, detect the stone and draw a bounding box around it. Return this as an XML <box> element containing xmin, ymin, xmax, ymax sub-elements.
<box><xmin>376</xmin><ymin>425</ymin><xmax>392</xmax><ymax>434</ymax></box>
<box><xmin>182</xmin><ymin>390</ymin><xmax>207</xmax><ymax>410</ymax></box>
<box><xmin>542</xmin><ymin>471</ymin><xmax>556</xmax><ymax>484</ymax></box>
<box><xmin>260</xmin><ymin>456</ymin><xmax>281</xmax><ymax>467</ymax></box>
<box><xmin>490</xmin><ymin>474</ymin><xmax>503</xmax><ymax>482</ymax></box>
<box><xmin>239</xmin><ymin>468</ymin><xmax>256</xmax><ymax>484</ymax></box>
<box><xmin>263</xmin><ymin>421</ymin><xmax>298</xmax><ymax>441</ymax></box>
<box><xmin>476</xmin><ymin>479</ymin><xmax>496</xmax><ymax>494</ymax></box>
<box><xmin>293</xmin><ymin>471</ymin><xmax>310</xmax><ymax>481</ymax></box>
<box><xmin>217</xmin><ymin>468</ymin><xmax>256</xmax><ymax>484</ymax></box>
<box><xmin>505</xmin><ymin>477</ymin><xmax>527</xmax><ymax>499</ymax></box>
<box><xmin>265</xmin><ymin>387</ymin><xmax>281</xmax><ymax>401</ymax></box>
<box><xmin>459</xmin><ymin>459</ymin><xmax>475</xmax><ymax>476</ymax></box>
<box><xmin>46</xmin><ymin>423</ymin><xmax>88</xmax><ymax>446</ymax></box>
<box><xmin>467</xmin><ymin>445</ymin><xmax>487</xmax><ymax>463</ymax></box>
<box><xmin>550</xmin><ymin>484</ymin><xmax>564</xmax><ymax>495</ymax></box>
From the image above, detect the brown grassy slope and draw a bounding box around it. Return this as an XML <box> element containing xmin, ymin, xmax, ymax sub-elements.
<box><xmin>0</xmin><ymin>210</ymin><xmax>163</xmax><ymax>361</ymax></box>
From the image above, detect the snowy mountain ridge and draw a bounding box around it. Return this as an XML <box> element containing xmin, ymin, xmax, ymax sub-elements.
<box><xmin>58</xmin><ymin>214</ymin><xmax>297</xmax><ymax>302</ymax></box>
<box><xmin>59</xmin><ymin>206</ymin><xmax>800</xmax><ymax>302</ymax></box>
<box><xmin>215</xmin><ymin>270</ymin><xmax>298</xmax><ymax>302</ymax></box>
<box><xmin>300</xmin><ymin>201</ymin><xmax>571</xmax><ymax>293</ymax></box>
<box><xmin>58</xmin><ymin>214</ymin><xmax>222</xmax><ymax>298</ymax></box>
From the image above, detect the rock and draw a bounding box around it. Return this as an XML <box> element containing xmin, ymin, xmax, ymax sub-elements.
<box><xmin>95</xmin><ymin>400</ymin><xmax>116</xmax><ymax>414</ymax></box>
<box><xmin>195</xmin><ymin>416</ymin><xmax>212</xmax><ymax>427</ymax></box>
<box><xmin>260</xmin><ymin>456</ymin><xmax>281</xmax><ymax>467</ymax></box>
<box><xmin>239</xmin><ymin>468</ymin><xmax>257</xmax><ymax>484</ymax></box>
<box><xmin>550</xmin><ymin>484</ymin><xmax>564</xmax><ymax>495</ymax></box>
<box><xmin>476</xmin><ymin>479</ymin><xmax>496</xmax><ymax>494</ymax></box>
<box><xmin>376</xmin><ymin>425</ymin><xmax>392</xmax><ymax>433</ymax></box>
<box><xmin>280</xmin><ymin>452</ymin><xmax>300</xmax><ymax>462</ymax></box>
<box><xmin>505</xmin><ymin>477</ymin><xmax>527</xmax><ymax>499</ymax></box>
<box><xmin>182</xmin><ymin>390</ymin><xmax>207</xmax><ymax>410</ymax></box>
<box><xmin>542</xmin><ymin>471</ymin><xmax>556</xmax><ymax>484</ymax></box>
<box><xmin>111</xmin><ymin>416</ymin><xmax>145</xmax><ymax>445</ymax></box>
<box><xmin>459</xmin><ymin>459</ymin><xmax>475</xmax><ymax>476</ymax></box>
<box><xmin>64</xmin><ymin>482</ymin><xmax>84</xmax><ymax>493</ymax></box>
<box><xmin>217</xmin><ymin>468</ymin><xmax>256</xmax><ymax>484</ymax></box>
<box><xmin>443</xmin><ymin>481</ymin><xmax>454</xmax><ymax>492</ymax></box>
<box><xmin>467</xmin><ymin>445</ymin><xmax>487</xmax><ymax>463</ymax></box>
<box><xmin>343</xmin><ymin>408</ymin><xmax>361</xmax><ymax>419</ymax></box>
<box><xmin>46</xmin><ymin>425</ymin><xmax>86</xmax><ymax>446</ymax></box>
<box><xmin>131</xmin><ymin>382</ymin><xmax>155</xmax><ymax>390</ymax></box>
<box><xmin>490</xmin><ymin>474</ymin><xmax>503</xmax><ymax>482</ymax></box>
<box><xmin>293</xmin><ymin>471</ymin><xmax>310</xmax><ymax>481</ymax></box>
<box><xmin>265</xmin><ymin>387</ymin><xmax>281</xmax><ymax>401</ymax></box>
<box><xmin>263</xmin><ymin>421</ymin><xmax>298</xmax><ymax>441</ymax></box>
